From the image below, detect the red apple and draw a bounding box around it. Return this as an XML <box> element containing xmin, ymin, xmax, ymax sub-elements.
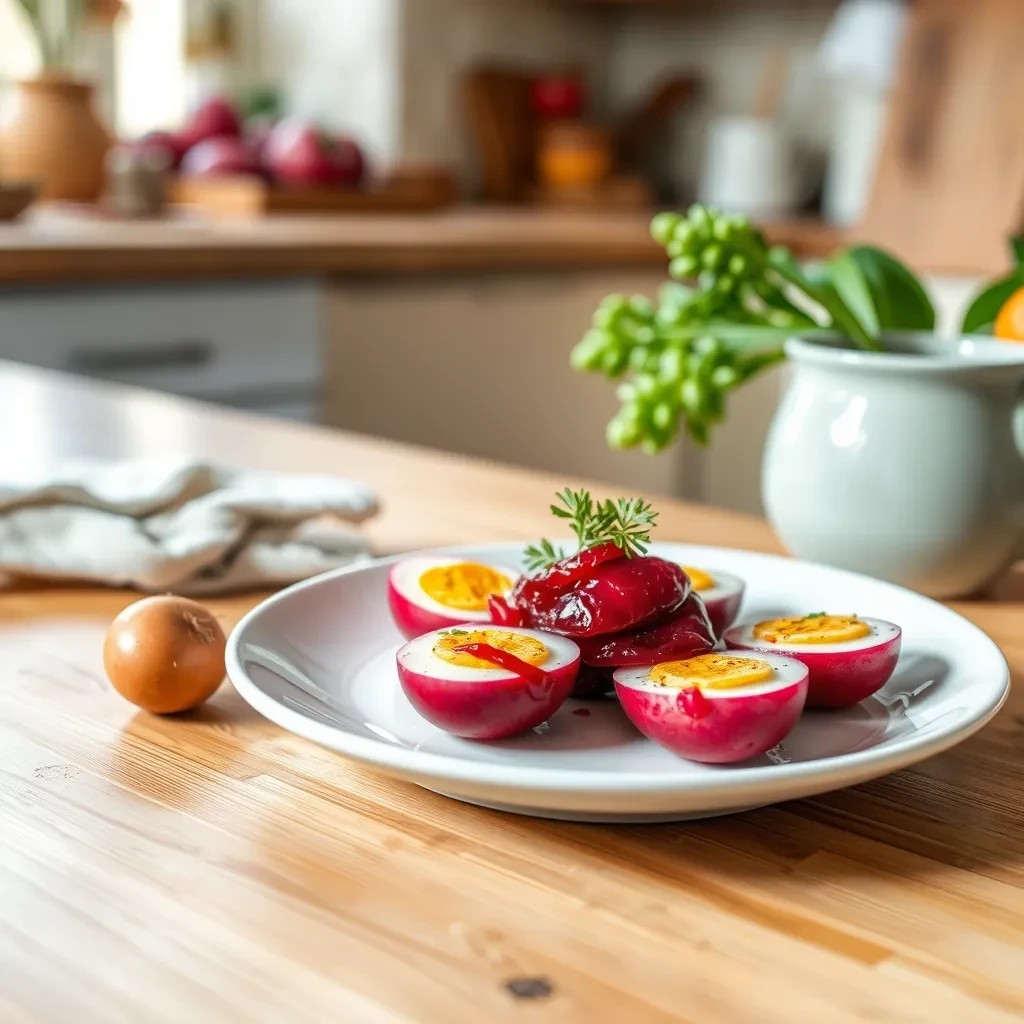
<box><xmin>180</xmin><ymin>96</ymin><xmax>241</xmax><ymax>151</ymax></box>
<box><xmin>531</xmin><ymin>74</ymin><xmax>585</xmax><ymax>119</ymax></box>
<box><xmin>134</xmin><ymin>130</ymin><xmax>187</xmax><ymax>170</ymax></box>
<box><xmin>330</xmin><ymin>135</ymin><xmax>365</xmax><ymax>187</ymax></box>
<box><xmin>180</xmin><ymin>135</ymin><xmax>261</xmax><ymax>178</ymax></box>
<box><xmin>245</xmin><ymin>115</ymin><xmax>278</xmax><ymax>165</ymax></box>
<box><xmin>263</xmin><ymin>118</ymin><xmax>365</xmax><ymax>187</ymax></box>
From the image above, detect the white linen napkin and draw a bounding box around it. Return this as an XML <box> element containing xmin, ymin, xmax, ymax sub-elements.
<box><xmin>0</xmin><ymin>457</ymin><xmax>378</xmax><ymax>594</ymax></box>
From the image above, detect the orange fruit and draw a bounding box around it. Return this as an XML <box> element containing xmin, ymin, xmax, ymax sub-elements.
<box><xmin>994</xmin><ymin>285</ymin><xmax>1024</xmax><ymax>341</ymax></box>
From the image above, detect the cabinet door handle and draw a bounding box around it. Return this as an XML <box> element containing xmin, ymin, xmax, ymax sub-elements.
<box><xmin>65</xmin><ymin>340</ymin><xmax>214</xmax><ymax>373</ymax></box>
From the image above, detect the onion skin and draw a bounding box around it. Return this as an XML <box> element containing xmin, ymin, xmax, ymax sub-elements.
<box><xmin>397</xmin><ymin>656</ymin><xmax>578</xmax><ymax>740</ymax></box>
<box><xmin>615</xmin><ymin>676</ymin><xmax>808</xmax><ymax>764</ymax></box>
<box><xmin>103</xmin><ymin>596</ymin><xmax>226</xmax><ymax>714</ymax></box>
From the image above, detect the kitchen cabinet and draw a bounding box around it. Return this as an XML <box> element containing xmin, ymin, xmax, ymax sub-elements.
<box><xmin>325</xmin><ymin>269</ymin><xmax>708</xmax><ymax>502</ymax></box>
<box><xmin>325</xmin><ymin>270</ymin><xmax>983</xmax><ymax>516</ymax></box>
<box><xmin>0</xmin><ymin>278</ymin><xmax>324</xmax><ymax>420</ymax></box>
<box><xmin>0</xmin><ymin>210</ymin><xmax>982</xmax><ymax>516</ymax></box>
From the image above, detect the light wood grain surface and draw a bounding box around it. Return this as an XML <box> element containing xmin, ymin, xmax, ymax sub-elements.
<box><xmin>1</xmin><ymin>363</ymin><xmax>1022</xmax><ymax>1024</ymax></box>
<box><xmin>0</xmin><ymin>207</ymin><xmax>840</xmax><ymax>285</ymax></box>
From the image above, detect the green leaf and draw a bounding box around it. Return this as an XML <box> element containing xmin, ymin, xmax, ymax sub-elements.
<box><xmin>838</xmin><ymin>246</ymin><xmax>936</xmax><ymax>332</ymax></box>
<box><xmin>824</xmin><ymin>251</ymin><xmax>880</xmax><ymax>336</ymax></box>
<box><xmin>801</xmin><ymin>261</ymin><xmax>843</xmax><ymax>317</ymax></box>
<box><xmin>1011</xmin><ymin>236</ymin><xmax>1024</xmax><ymax>268</ymax></box>
<box><xmin>961</xmin><ymin>273</ymin><xmax>1021</xmax><ymax>334</ymax></box>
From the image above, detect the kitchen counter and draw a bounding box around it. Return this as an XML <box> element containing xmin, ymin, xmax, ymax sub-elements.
<box><xmin>0</xmin><ymin>206</ymin><xmax>842</xmax><ymax>284</ymax></box>
<box><xmin>1</xmin><ymin>362</ymin><xmax>1022</xmax><ymax>1023</ymax></box>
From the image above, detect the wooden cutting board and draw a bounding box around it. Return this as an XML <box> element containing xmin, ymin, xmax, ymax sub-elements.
<box><xmin>859</xmin><ymin>0</ymin><xmax>1024</xmax><ymax>273</ymax></box>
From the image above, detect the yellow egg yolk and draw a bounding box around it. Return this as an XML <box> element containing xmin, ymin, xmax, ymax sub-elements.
<box><xmin>682</xmin><ymin>566</ymin><xmax>715</xmax><ymax>591</ymax></box>
<box><xmin>650</xmin><ymin>653</ymin><xmax>773</xmax><ymax>690</ymax></box>
<box><xmin>432</xmin><ymin>628</ymin><xmax>549</xmax><ymax>670</ymax></box>
<box><xmin>419</xmin><ymin>562</ymin><xmax>512</xmax><ymax>611</ymax></box>
<box><xmin>753</xmin><ymin>615</ymin><xmax>871</xmax><ymax>645</ymax></box>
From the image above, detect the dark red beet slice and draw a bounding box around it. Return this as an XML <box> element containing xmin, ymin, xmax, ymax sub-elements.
<box><xmin>574</xmin><ymin>593</ymin><xmax>715</xmax><ymax>667</ymax></box>
<box><xmin>517</xmin><ymin>556</ymin><xmax>689</xmax><ymax>638</ymax></box>
<box><xmin>513</xmin><ymin>542</ymin><xmax>625</xmax><ymax>605</ymax></box>
<box><xmin>570</xmin><ymin>663</ymin><xmax>617</xmax><ymax>700</ymax></box>
<box><xmin>488</xmin><ymin>593</ymin><xmax>524</xmax><ymax>627</ymax></box>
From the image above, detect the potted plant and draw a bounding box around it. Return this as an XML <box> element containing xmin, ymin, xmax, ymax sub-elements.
<box><xmin>572</xmin><ymin>206</ymin><xmax>1024</xmax><ymax>598</ymax></box>
<box><xmin>1</xmin><ymin>0</ymin><xmax>124</xmax><ymax>200</ymax></box>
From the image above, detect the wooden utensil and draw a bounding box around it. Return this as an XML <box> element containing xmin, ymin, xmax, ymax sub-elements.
<box><xmin>616</xmin><ymin>74</ymin><xmax>700</xmax><ymax>170</ymax></box>
<box><xmin>463</xmin><ymin>66</ymin><xmax>535</xmax><ymax>202</ymax></box>
<box><xmin>753</xmin><ymin>48</ymin><xmax>790</xmax><ymax>122</ymax></box>
<box><xmin>859</xmin><ymin>0</ymin><xmax>1024</xmax><ymax>272</ymax></box>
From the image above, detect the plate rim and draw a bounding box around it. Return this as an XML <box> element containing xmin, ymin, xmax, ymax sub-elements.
<box><xmin>227</xmin><ymin>541</ymin><xmax>1010</xmax><ymax>796</ymax></box>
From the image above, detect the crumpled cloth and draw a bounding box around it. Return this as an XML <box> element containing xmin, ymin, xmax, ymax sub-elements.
<box><xmin>0</xmin><ymin>457</ymin><xmax>378</xmax><ymax>594</ymax></box>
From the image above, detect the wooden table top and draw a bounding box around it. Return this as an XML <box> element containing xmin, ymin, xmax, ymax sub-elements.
<box><xmin>1</xmin><ymin>362</ymin><xmax>1022</xmax><ymax>1024</ymax></box>
<box><xmin>0</xmin><ymin>206</ymin><xmax>841</xmax><ymax>285</ymax></box>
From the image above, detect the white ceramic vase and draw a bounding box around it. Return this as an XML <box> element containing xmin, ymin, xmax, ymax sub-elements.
<box><xmin>762</xmin><ymin>333</ymin><xmax>1024</xmax><ymax>598</ymax></box>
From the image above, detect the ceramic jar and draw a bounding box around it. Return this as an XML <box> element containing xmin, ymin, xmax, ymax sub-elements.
<box><xmin>763</xmin><ymin>333</ymin><xmax>1024</xmax><ymax>598</ymax></box>
<box><xmin>0</xmin><ymin>75</ymin><xmax>111</xmax><ymax>201</ymax></box>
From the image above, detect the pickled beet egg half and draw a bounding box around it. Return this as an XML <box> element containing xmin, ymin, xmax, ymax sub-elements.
<box><xmin>613</xmin><ymin>652</ymin><xmax>808</xmax><ymax>764</ymax></box>
<box><xmin>388</xmin><ymin>557</ymin><xmax>519</xmax><ymax>639</ymax></box>
<box><xmin>396</xmin><ymin>625</ymin><xmax>580</xmax><ymax>740</ymax></box>
<box><xmin>723</xmin><ymin>614</ymin><xmax>901</xmax><ymax>708</ymax></box>
<box><xmin>681</xmin><ymin>566</ymin><xmax>745</xmax><ymax>638</ymax></box>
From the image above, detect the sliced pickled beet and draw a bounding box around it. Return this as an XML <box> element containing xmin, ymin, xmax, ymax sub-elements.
<box><xmin>513</xmin><ymin>541</ymin><xmax>625</xmax><ymax>604</ymax></box>
<box><xmin>488</xmin><ymin>593</ymin><xmax>524</xmax><ymax>627</ymax></box>
<box><xmin>516</xmin><ymin>556</ymin><xmax>689</xmax><ymax>638</ymax></box>
<box><xmin>574</xmin><ymin>593</ymin><xmax>715</xmax><ymax>667</ymax></box>
<box><xmin>570</xmin><ymin>662</ymin><xmax>617</xmax><ymax>700</ymax></box>
<box><xmin>453</xmin><ymin>643</ymin><xmax>549</xmax><ymax>688</ymax></box>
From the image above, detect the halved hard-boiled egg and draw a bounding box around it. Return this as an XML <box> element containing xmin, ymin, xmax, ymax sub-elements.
<box><xmin>396</xmin><ymin>625</ymin><xmax>580</xmax><ymax>739</ymax></box>
<box><xmin>723</xmin><ymin>614</ymin><xmax>901</xmax><ymax>708</ymax></box>
<box><xmin>388</xmin><ymin>557</ymin><xmax>519</xmax><ymax>639</ymax></box>
<box><xmin>613</xmin><ymin>651</ymin><xmax>808</xmax><ymax>763</ymax></box>
<box><xmin>681</xmin><ymin>566</ymin><xmax>745</xmax><ymax>638</ymax></box>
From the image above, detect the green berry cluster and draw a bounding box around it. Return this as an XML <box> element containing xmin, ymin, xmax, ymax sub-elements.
<box><xmin>572</xmin><ymin>290</ymin><xmax>785</xmax><ymax>449</ymax></box>
<box><xmin>572</xmin><ymin>204</ymin><xmax>935</xmax><ymax>454</ymax></box>
<box><xmin>570</xmin><ymin>205</ymin><xmax>820</xmax><ymax>450</ymax></box>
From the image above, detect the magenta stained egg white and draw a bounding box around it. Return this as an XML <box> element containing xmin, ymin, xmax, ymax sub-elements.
<box><xmin>396</xmin><ymin>625</ymin><xmax>580</xmax><ymax>740</ymax></box>
<box><xmin>686</xmin><ymin>568</ymin><xmax>745</xmax><ymax>638</ymax></box>
<box><xmin>614</xmin><ymin>652</ymin><xmax>808</xmax><ymax>764</ymax></box>
<box><xmin>723</xmin><ymin>617</ymin><xmax>901</xmax><ymax>708</ymax></box>
<box><xmin>387</xmin><ymin>556</ymin><xmax>519</xmax><ymax>639</ymax></box>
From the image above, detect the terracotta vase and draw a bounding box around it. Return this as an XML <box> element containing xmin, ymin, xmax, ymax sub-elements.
<box><xmin>0</xmin><ymin>75</ymin><xmax>111</xmax><ymax>202</ymax></box>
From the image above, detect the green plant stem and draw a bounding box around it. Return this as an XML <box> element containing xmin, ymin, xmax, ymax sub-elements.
<box><xmin>730</xmin><ymin>236</ymin><xmax>883</xmax><ymax>351</ymax></box>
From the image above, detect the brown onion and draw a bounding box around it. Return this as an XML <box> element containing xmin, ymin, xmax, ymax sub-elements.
<box><xmin>103</xmin><ymin>595</ymin><xmax>226</xmax><ymax>714</ymax></box>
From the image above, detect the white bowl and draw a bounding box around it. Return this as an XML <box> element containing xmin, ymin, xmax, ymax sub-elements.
<box><xmin>227</xmin><ymin>542</ymin><xmax>1008</xmax><ymax>822</ymax></box>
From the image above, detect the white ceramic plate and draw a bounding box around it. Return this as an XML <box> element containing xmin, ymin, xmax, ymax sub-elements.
<box><xmin>227</xmin><ymin>543</ymin><xmax>1009</xmax><ymax>822</ymax></box>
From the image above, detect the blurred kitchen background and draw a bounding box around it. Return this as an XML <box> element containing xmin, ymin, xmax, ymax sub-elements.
<box><xmin>0</xmin><ymin>0</ymin><xmax>1014</xmax><ymax>514</ymax></box>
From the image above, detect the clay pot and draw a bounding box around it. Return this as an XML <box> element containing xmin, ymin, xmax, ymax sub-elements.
<box><xmin>0</xmin><ymin>76</ymin><xmax>111</xmax><ymax>201</ymax></box>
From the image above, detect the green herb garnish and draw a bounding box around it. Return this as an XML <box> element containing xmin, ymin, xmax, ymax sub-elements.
<box><xmin>524</xmin><ymin>488</ymin><xmax>658</xmax><ymax>573</ymax></box>
<box><xmin>440</xmin><ymin>628</ymin><xmax>470</xmax><ymax>636</ymax></box>
<box><xmin>522</xmin><ymin>538</ymin><xmax>564</xmax><ymax>574</ymax></box>
<box><xmin>572</xmin><ymin>204</ymin><xmax>938</xmax><ymax>449</ymax></box>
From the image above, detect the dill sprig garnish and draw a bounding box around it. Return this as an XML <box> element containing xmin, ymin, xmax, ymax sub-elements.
<box><xmin>523</xmin><ymin>488</ymin><xmax>658</xmax><ymax>573</ymax></box>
